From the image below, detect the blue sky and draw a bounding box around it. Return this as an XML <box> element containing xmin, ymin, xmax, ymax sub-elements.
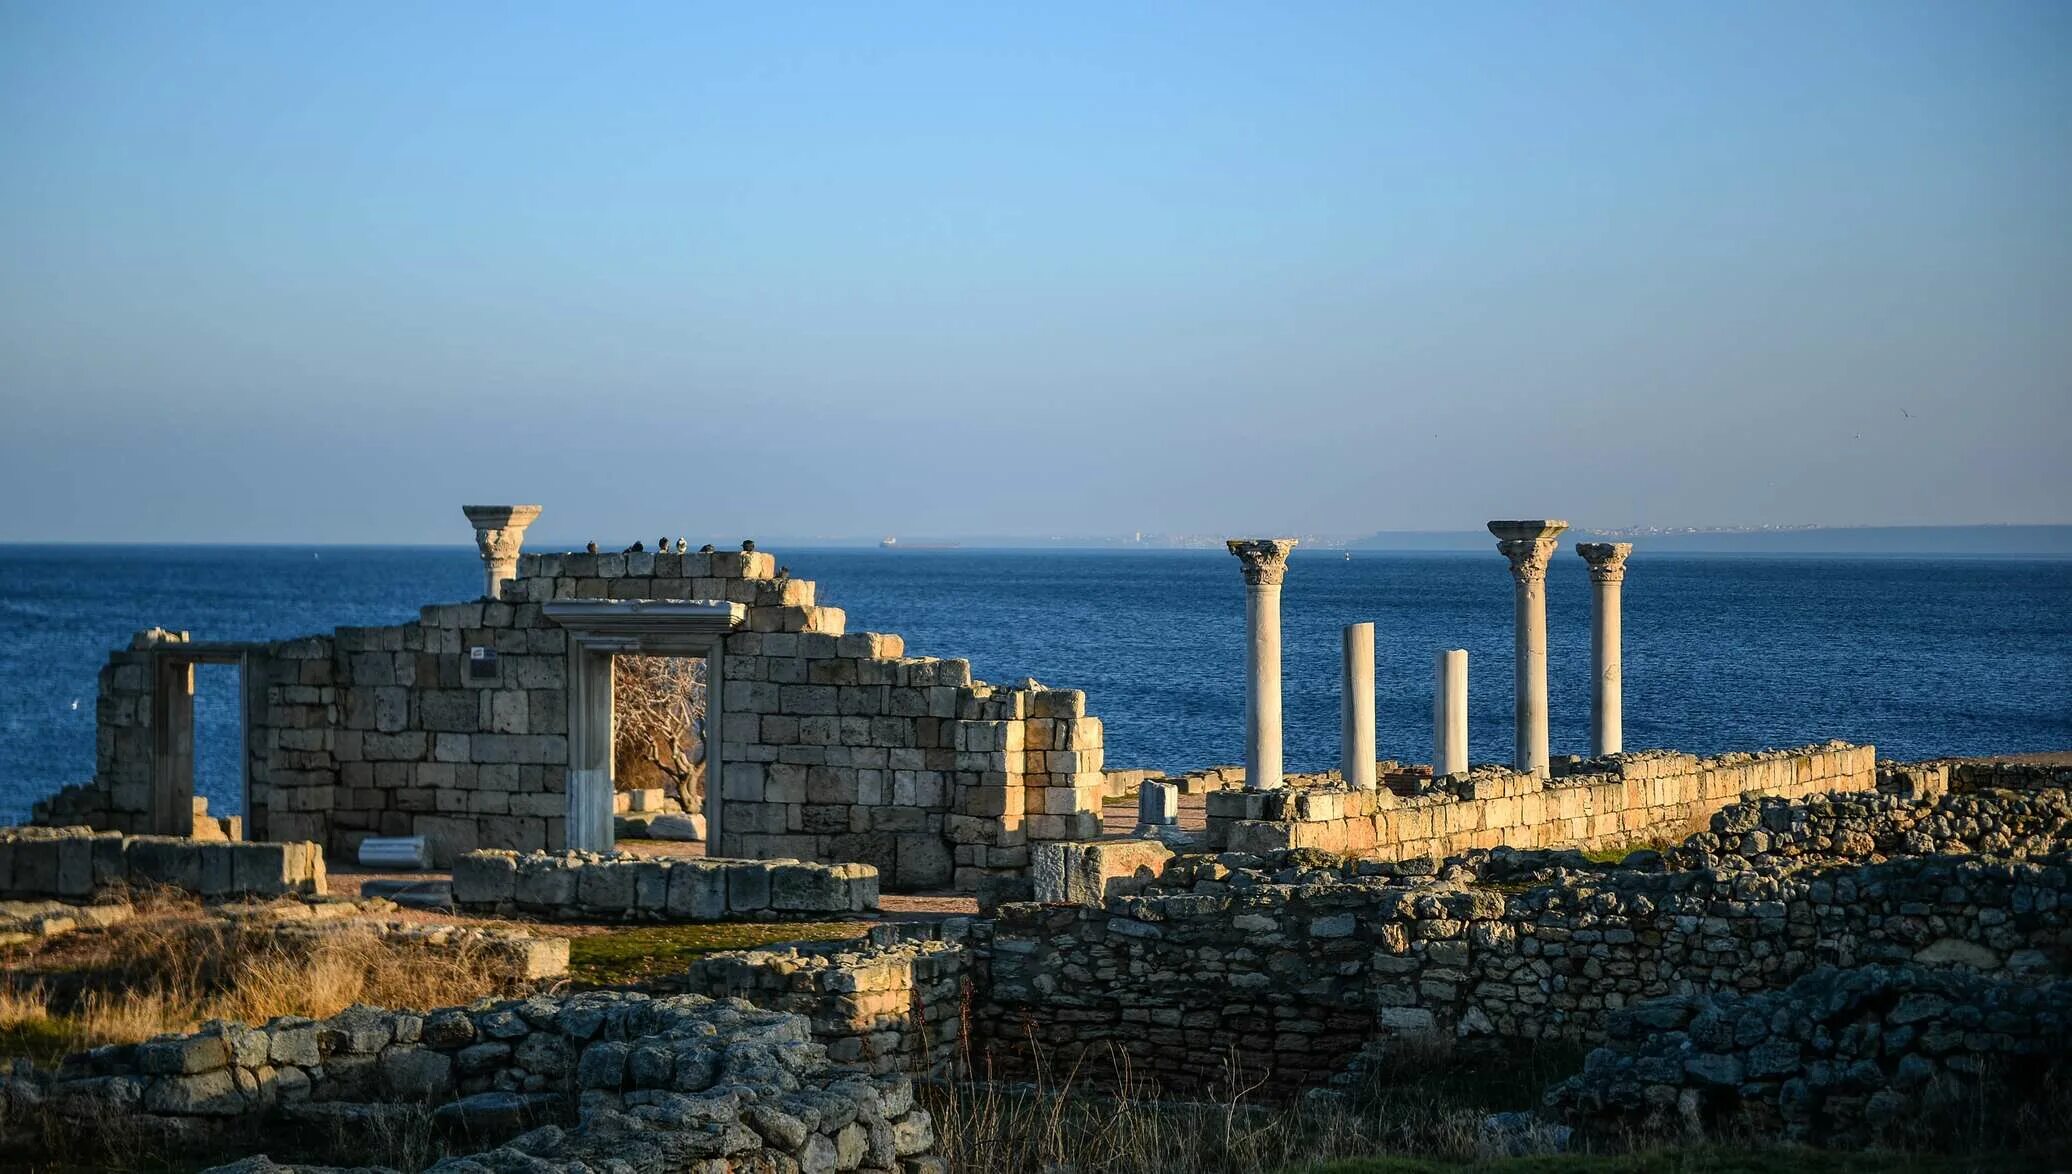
<box><xmin>1</xmin><ymin>2</ymin><xmax>2066</xmax><ymax>542</ymax></box>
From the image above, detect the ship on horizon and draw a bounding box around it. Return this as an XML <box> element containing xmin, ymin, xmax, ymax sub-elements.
<box><xmin>879</xmin><ymin>536</ymin><xmax>960</xmax><ymax>551</ymax></box>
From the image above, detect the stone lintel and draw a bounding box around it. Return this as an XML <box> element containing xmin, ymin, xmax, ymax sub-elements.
<box><xmin>542</xmin><ymin>599</ymin><xmax>746</xmax><ymax>647</ymax></box>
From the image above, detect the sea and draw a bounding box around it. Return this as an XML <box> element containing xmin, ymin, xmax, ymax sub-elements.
<box><xmin>2</xmin><ymin>545</ymin><xmax>2068</xmax><ymax>826</ymax></box>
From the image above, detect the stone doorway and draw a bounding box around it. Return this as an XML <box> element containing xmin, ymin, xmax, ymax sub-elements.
<box><xmin>543</xmin><ymin>600</ymin><xmax>743</xmax><ymax>852</ymax></box>
<box><xmin>146</xmin><ymin>642</ymin><xmax>267</xmax><ymax>837</ymax></box>
<box><xmin>610</xmin><ymin>653</ymin><xmax>710</xmax><ymax>843</ymax></box>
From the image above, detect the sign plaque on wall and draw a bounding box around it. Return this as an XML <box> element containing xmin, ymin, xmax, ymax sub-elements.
<box><xmin>468</xmin><ymin>646</ymin><xmax>498</xmax><ymax>680</ymax></box>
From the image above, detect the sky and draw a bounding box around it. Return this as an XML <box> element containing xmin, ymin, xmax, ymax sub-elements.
<box><xmin>1</xmin><ymin>2</ymin><xmax>2067</xmax><ymax>544</ymax></box>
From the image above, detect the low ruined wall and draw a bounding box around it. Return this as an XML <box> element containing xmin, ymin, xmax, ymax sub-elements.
<box><xmin>678</xmin><ymin>935</ymin><xmax>971</xmax><ymax>1076</ymax></box>
<box><xmin>1</xmin><ymin>991</ymin><xmax>942</xmax><ymax>1172</ymax></box>
<box><xmin>450</xmin><ymin>849</ymin><xmax>879</xmax><ymax>921</ymax></box>
<box><xmin>1204</xmin><ymin>743</ymin><xmax>1878</xmax><ymax>861</ymax></box>
<box><xmin>1546</xmin><ymin>965</ymin><xmax>2072</xmax><ymax>1147</ymax></box>
<box><xmin>974</xmin><ymin>777</ymin><xmax>2072</xmax><ymax>1094</ymax></box>
<box><xmin>0</xmin><ymin>827</ymin><xmax>325</xmax><ymax>903</ymax></box>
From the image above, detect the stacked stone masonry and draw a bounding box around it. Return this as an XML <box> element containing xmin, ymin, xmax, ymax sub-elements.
<box><xmin>972</xmin><ymin>766</ymin><xmax>2072</xmax><ymax>1094</ymax></box>
<box><xmin>451</xmin><ymin>850</ymin><xmax>880</xmax><ymax>921</ymax></box>
<box><xmin>0</xmin><ymin>990</ymin><xmax>944</xmax><ymax>1172</ymax></box>
<box><xmin>0</xmin><ymin>826</ymin><xmax>325</xmax><ymax>903</ymax></box>
<box><xmin>1546</xmin><ymin>964</ymin><xmax>2072</xmax><ymax>1147</ymax></box>
<box><xmin>1204</xmin><ymin>743</ymin><xmax>1878</xmax><ymax>861</ymax></box>
<box><xmin>678</xmin><ymin>934</ymin><xmax>972</xmax><ymax>1077</ymax></box>
<box><xmin>51</xmin><ymin>547</ymin><xmax>1113</xmax><ymax>889</ymax></box>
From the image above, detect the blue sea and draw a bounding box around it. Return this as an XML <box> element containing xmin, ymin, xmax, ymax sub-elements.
<box><xmin>2</xmin><ymin>545</ymin><xmax>2068</xmax><ymax>825</ymax></box>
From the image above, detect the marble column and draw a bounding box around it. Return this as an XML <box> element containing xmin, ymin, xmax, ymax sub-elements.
<box><xmin>1576</xmin><ymin>542</ymin><xmax>1632</xmax><ymax>757</ymax></box>
<box><xmin>1341</xmin><ymin>622</ymin><xmax>1376</xmax><ymax>788</ymax></box>
<box><xmin>1433</xmin><ymin>649</ymin><xmax>1468</xmax><ymax>776</ymax></box>
<box><xmin>463</xmin><ymin>505</ymin><xmax>543</xmax><ymax>601</ymax></box>
<box><xmin>1227</xmin><ymin>538</ymin><xmax>1297</xmax><ymax>791</ymax></box>
<box><xmin>1488</xmin><ymin>520</ymin><xmax>1568</xmax><ymax>777</ymax></box>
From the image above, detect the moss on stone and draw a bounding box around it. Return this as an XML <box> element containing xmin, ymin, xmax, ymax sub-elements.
<box><xmin>567</xmin><ymin>920</ymin><xmax>869</xmax><ymax>986</ymax></box>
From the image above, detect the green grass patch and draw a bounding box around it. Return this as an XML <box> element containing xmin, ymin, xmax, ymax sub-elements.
<box><xmin>0</xmin><ymin>1016</ymin><xmax>84</xmax><ymax>1067</ymax></box>
<box><xmin>1296</xmin><ymin>1147</ymin><xmax>2052</xmax><ymax>1174</ymax></box>
<box><xmin>566</xmin><ymin>920</ymin><xmax>869</xmax><ymax>985</ymax></box>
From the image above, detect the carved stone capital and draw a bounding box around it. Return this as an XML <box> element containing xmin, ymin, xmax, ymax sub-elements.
<box><xmin>1576</xmin><ymin>542</ymin><xmax>1633</xmax><ymax>584</ymax></box>
<box><xmin>1226</xmin><ymin>538</ymin><xmax>1297</xmax><ymax>586</ymax></box>
<box><xmin>1488</xmin><ymin>520</ymin><xmax>1568</xmax><ymax>584</ymax></box>
<box><xmin>463</xmin><ymin>505</ymin><xmax>542</xmax><ymax>561</ymax></box>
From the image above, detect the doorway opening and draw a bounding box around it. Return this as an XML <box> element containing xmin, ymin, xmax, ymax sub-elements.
<box><xmin>545</xmin><ymin>599</ymin><xmax>742</xmax><ymax>853</ymax></box>
<box><xmin>610</xmin><ymin>653</ymin><xmax>708</xmax><ymax>844</ymax></box>
<box><xmin>147</xmin><ymin>643</ymin><xmax>265</xmax><ymax>838</ymax></box>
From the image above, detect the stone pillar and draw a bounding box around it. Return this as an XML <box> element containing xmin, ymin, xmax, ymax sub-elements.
<box><xmin>1227</xmin><ymin>538</ymin><xmax>1296</xmax><ymax>791</ymax></box>
<box><xmin>462</xmin><ymin>504</ymin><xmax>543</xmax><ymax>601</ymax></box>
<box><xmin>1576</xmin><ymin>542</ymin><xmax>1632</xmax><ymax>757</ymax></box>
<box><xmin>1432</xmin><ymin>649</ymin><xmax>1468</xmax><ymax>776</ymax></box>
<box><xmin>1488</xmin><ymin>520</ymin><xmax>1568</xmax><ymax>777</ymax></box>
<box><xmin>1137</xmin><ymin>779</ymin><xmax>1178</xmax><ymax>828</ymax></box>
<box><xmin>1340</xmin><ymin>622</ymin><xmax>1376</xmax><ymax>788</ymax></box>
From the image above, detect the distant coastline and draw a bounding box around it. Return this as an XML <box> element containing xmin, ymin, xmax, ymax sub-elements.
<box><xmin>2</xmin><ymin>524</ymin><xmax>2068</xmax><ymax>558</ymax></box>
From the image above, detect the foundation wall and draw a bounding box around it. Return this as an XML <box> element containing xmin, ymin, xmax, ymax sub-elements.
<box><xmin>450</xmin><ymin>849</ymin><xmax>879</xmax><ymax>920</ymax></box>
<box><xmin>975</xmin><ymin>775</ymin><xmax>2072</xmax><ymax>1095</ymax></box>
<box><xmin>0</xmin><ymin>826</ymin><xmax>325</xmax><ymax>902</ymax></box>
<box><xmin>1205</xmin><ymin>743</ymin><xmax>1878</xmax><ymax>861</ymax></box>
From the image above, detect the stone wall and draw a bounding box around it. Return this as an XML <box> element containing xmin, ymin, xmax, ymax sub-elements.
<box><xmin>1546</xmin><ymin>965</ymin><xmax>2072</xmax><ymax>1146</ymax></box>
<box><xmin>678</xmin><ymin>934</ymin><xmax>972</xmax><ymax>1076</ymax></box>
<box><xmin>53</xmin><ymin>546</ymin><xmax>1113</xmax><ymax>888</ymax></box>
<box><xmin>1204</xmin><ymin>743</ymin><xmax>1878</xmax><ymax>861</ymax></box>
<box><xmin>450</xmin><ymin>849</ymin><xmax>879</xmax><ymax>921</ymax></box>
<box><xmin>972</xmin><ymin>776</ymin><xmax>2072</xmax><ymax>1094</ymax></box>
<box><xmin>0</xmin><ymin>826</ymin><xmax>325</xmax><ymax>902</ymax></box>
<box><xmin>0</xmin><ymin>990</ymin><xmax>943</xmax><ymax>1172</ymax></box>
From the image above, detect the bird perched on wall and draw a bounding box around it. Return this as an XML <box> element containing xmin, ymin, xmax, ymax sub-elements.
<box><xmin>675</xmin><ymin>538</ymin><xmax>687</xmax><ymax>554</ymax></box>
<box><xmin>741</xmin><ymin>539</ymin><xmax>756</xmax><ymax>552</ymax></box>
<box><xmin>625</xmin><ymin>541</ymin><xmax>645</xmax><ymax>553</ymax></box>
<box><xmin>586</xmin><ymin>541</ymin><xmax>598</xmax><ymax>554</ymax></box>
<box><xmin>699</xmin><ymin>544</ymin><xmax>714</xmax><ymax>554</ymax></box>
<box><xmin>776</xmin><ymin>566</ymin><xmax>790</xmax><ymax>580</ymax></box>
<box><xmin>659</xmin><ymin>537</ymin><xmax>669</xmax><ymax>552</ymax></box>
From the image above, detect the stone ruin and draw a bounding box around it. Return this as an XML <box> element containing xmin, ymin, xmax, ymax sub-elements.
<box><xmin>21</xmin><ymin>507</ymin><xmax>1890</xmax><ymax>907</ymax></box>
<box><xmin>3</xmin><ymin>761</ymin><xmax>2065</xmax><ymax>1168</ymax></box>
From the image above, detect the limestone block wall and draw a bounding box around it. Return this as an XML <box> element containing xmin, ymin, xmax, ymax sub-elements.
<box><xmin>1204</xmin><ymin>743</ymin><xmax>1878</xmax><ymax>861</ymax></box>
<box><xmin>678</xmin><ymin>937</ymin><xmax>971</xmax><ymax>1076</ymax></box>
<box><xmin>451</xmin><ymin>849</ymin><xmax>879</xmax><ymax>921</ymax></box>
<box><xmin>58</xmin><ymin>545</ymin><xmax>1113</xmax><ymax>887</ymax></box>
<box><xmin>0</xmin><ymin>990</ymin><xmax>944</xmax><ymax>1171</ymax></box>
<box><xmin>0</xmin><ymin>826</ymin><xmax>325</xmax><ymax>902</ymax></box>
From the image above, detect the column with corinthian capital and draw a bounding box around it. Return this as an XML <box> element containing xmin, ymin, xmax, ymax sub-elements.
<box><xmin>462</xmin><ymin>505</ymin><xmax>543</xmax><ymax>601</ymax></box>
<box><xmin>1227</xmin><ymin>538</ymin><xmax>1296</xmax><ymax>791</ymax></box>
<box><xmin>1488</xmin><ymin>520</ymin><xmax>1567</xmax><ymax>777</ymax></box>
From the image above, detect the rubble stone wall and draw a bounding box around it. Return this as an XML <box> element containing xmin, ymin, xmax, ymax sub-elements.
<box><xmin>1204</xmin><ymin>743</ymin><xmax>1879</xmax><ymax>861</ymax></box>
<box><xmin>0</xmin><ymin>826</ymin><xmax>325</xmax><ymax>902</ymax></box>
<box><xmin>974</xmin><ymin>779</ymin><xmax>2072</xmax><ymax>1094</ymax></box>
<box><xmin>50</xmin><ymin>547</ymin><xmax>1112</xmax><ymax>888</ymax></box>
<box><xmin>0</xmin><ymin>991</ymin><xmax>944</xmax><ymax>1172</ymax></box>
<box><xmin>1546</xmin><ymin>965</ymin><xmax>2072</xmax><ymax>1147</ymax></box>
<box><xmin>451</xmin><ymin>849</ymin><xmax>880</xmax><ymax>921</ymax></box>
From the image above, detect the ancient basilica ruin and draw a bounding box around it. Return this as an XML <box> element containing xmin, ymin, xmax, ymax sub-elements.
<box><xmin>2</xmin><ymin>505</ymin><xmax>2065</xmax><ymax>1171</ymax></box>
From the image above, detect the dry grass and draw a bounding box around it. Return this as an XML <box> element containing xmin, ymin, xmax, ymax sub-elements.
<box><xmin>923</xmin><ymin>1035</ymin><xmax>1575</xmax><ymax>1174</ymax></box>
<box><xmin>0</xmin><ymin>894</ymin><xmax>526</xmax><ymax>1064</ymax></box>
